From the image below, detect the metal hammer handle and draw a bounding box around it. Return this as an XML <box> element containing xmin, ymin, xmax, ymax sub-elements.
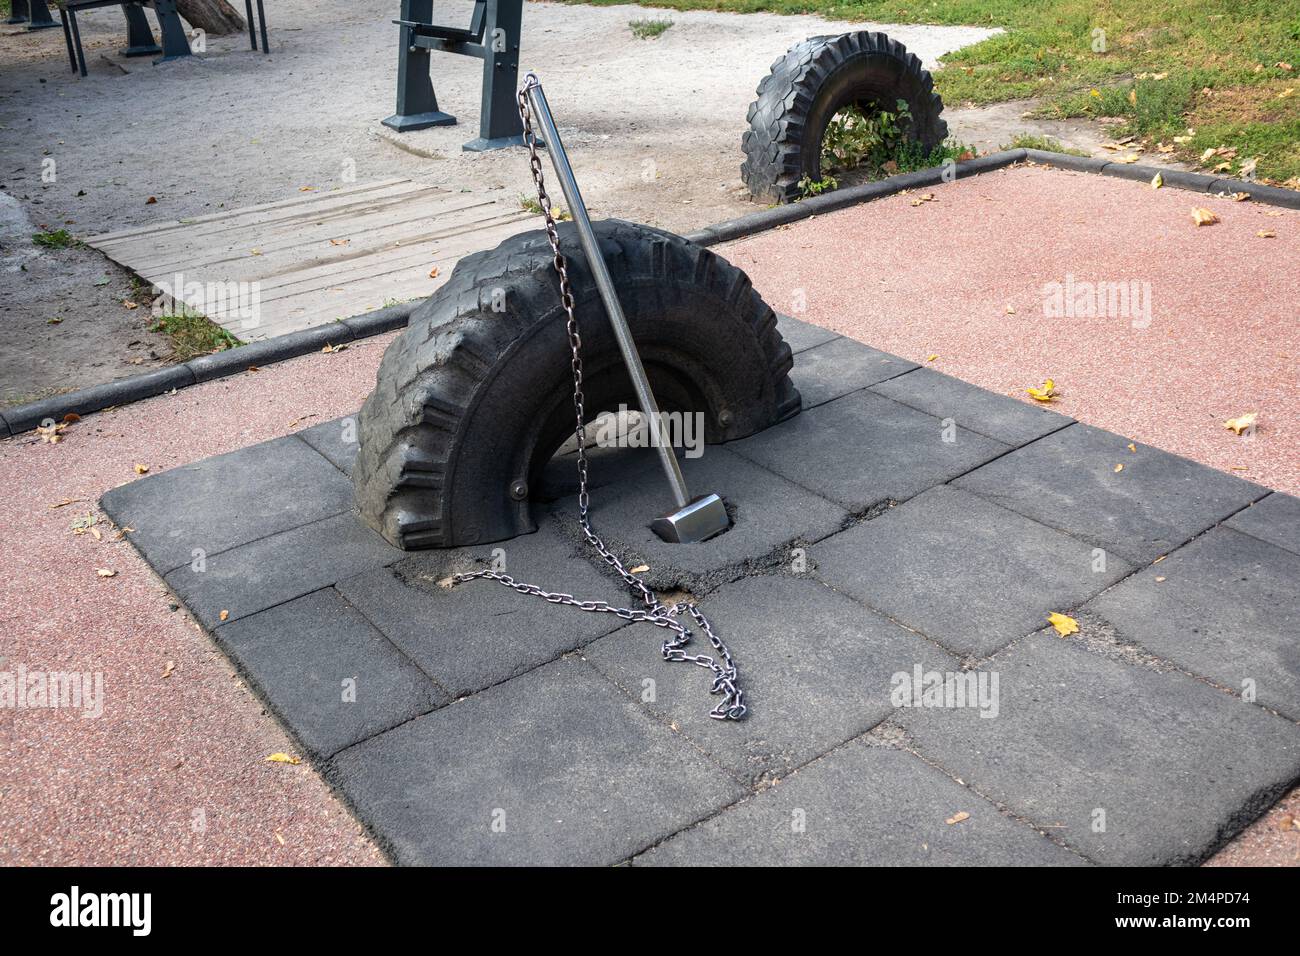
<box><xmin>523</xmin><ymin>80</ymin><xmax>692</xmax><ymax>510</ymax></box>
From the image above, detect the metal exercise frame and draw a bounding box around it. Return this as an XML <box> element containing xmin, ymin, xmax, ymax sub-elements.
<box><xmin>57</xmin><ymin>0</ymin><xmax>192</xmax><ymax>76</ymax></box>
<box><xmin>382</xmin><ymin>0</ymin><xmax>524</xmax><ymax>152</ymax></box>
<box><xmin>10</xmin><ymin>0</ymin><xmax>61</xmax><ymax>29</ymax></box>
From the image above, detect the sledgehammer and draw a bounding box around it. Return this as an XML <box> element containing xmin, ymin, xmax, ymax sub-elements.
<box><xmin>522</xmin><ymin>75</ymin><xmax>730</xmax><ymax>544</ymax></box>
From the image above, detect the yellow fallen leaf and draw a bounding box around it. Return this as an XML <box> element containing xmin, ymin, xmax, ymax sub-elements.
<box><xmin>1224</xmin><ymin>411</ymin><xmax>1257</xmax><ymax>435</ymax></box>
<box><xmin>1190</xmin><ymin>207</ymin><xmax>1219</xmax><ymax>226</ymax></box>
<box><xmin>123</xmin><ymin>300</ymin><xmax>139</xmax><ymax>310</ymax></box>
<box><xmin>90</xmin><ymin>527</ymin><xmax>102</xmax><ymax>541</ymax></box>
<box><xmin>1200</xmin><ymin>147</ymin><xmax>1217</xmax><ymax>162</ymax></box>
<box><xmin>328</xmin><ymin>238</ymin><xmax>349</xmax><ymax>246</ymax></box>
<box><xmin>629</xmin><ymin>565</ymin><xmax>650</xmax><ymax>574</ymax></box>
<box><xmin>1280</xmin><ymin>62</ymin><xmax>1295</xmax><ymax>72</ymax></box>
<box><xmin>1026</xmin><ymin>379</ymin><xmax>1057</xmax><ymax>402</ymax></box>
<box><xmin>1257</xmin><ymin>230</ymin><xmax>1276</xmax><ymax>238</ymax></box>
<box><xmin>250</xmin><ymin>248</ymin><xmax>262</xmax><ymax>256</ymax></box>
<box><xmin>1048</xmin><ymin>612</ymin><xmax>1079</xmax><ymax>637</ymax></box>
<box><xmin>909</xmin><ymin>193</ymin><xmax>936</xmax><ymax>207</ymax></box>
<box><xmin>1115</xmin><ymin>154</ymin><xmax>1139</xmax><ymax>164</ymax></box>
<box><xmin>1151</xmin><ymin>172</ymin><xmax>1163</xmax><ymax>189</ymax></box>
<box><xmin>1114</xmin><ymin>463</ymin><xmax>1124</xmax><ymax>473</ymax></box>
<box><xmin>926</xmin><ymin>354</ymin><xmax>938</xmax><ymax>363</ymax></box>
<box><xmin>1005</xmin><ymin>305</ymin><xmax>1016</xmax><ymax>315</ymax></box>
<box><xmin>96</xmin><ymin>568</ymin><xmax>116</xmax><ymax>578</ymax></box>
<box><xmin>219</xmin><ymin>609</ymin><xmax>230</xmax><ymax>621</ymax></box>
<box><xmin>299</xmin><ymin>186</ymin><xmax>315</xmax><ymax>192</ymax></box>
<box><xmin>274</xmin><ymin>832</ymin><xmax>286</xmax><ymax>845</ymax></box>
<box><xmin>265</xmin><ymin>753</ymin><xmax>301</xmax><ymax>765</ymax></box>
<box><xmin>321</xmin><ymin>342</ymin><xmax>349</xmax><ymax>354</ymax></box>
<box><xmin>946</xmin><ymin>811</ymin><xmax>970</xmax><ymax>825</ymax></box>
<box><xmin>1279</xmin><ymin>88</ymin><xmax>1295</xmax><ymax>99</ymax></box>
<box><xmin>134</xmin><ymin>463</ymin><xmax>150</xmax><ymax>475</ymax></box>
<box><xmin>1232</xmin><ymin>192</ymin><xmax>1250</xmax><ymax>201</ymax></box>
<box><xmin>1155</xmin><ymin>576</ymin><xmax>1166</xmax><ymax>583</ymax></box>
<box><xmin>162</xmin><ymin>661</ymin><xmax>175</xmax><ymax>679</ymax></box>
<box><xmin>429</xmin><ymin>267</ymin><xmax>441</xmax><ymax>278</ymax></box>
<box><xmin>1128</xmin><ymin>88</ymin><xmax>1137</xmax><ymax>106</ymax></box>
<box><xmin>1127</xmin><ymin>443</ymin><xmax>1137</xmax><ymax>452</ymax></box>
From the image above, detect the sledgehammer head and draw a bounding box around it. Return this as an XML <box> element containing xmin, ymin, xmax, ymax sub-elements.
<box><xmin>650</xmin><ymin>493</ymin><xmax>730</xmax><ymax>544</ymax></box>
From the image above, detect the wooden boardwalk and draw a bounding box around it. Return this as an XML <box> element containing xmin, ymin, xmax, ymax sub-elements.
<box><xmin>85</xmin><ymin>179</ymin><xmax>535</xmax><ymax>341</ymax></box>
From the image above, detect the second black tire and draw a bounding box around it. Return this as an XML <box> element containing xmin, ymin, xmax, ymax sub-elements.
<box><xmin>741</xmin><ymin>31</ymin><xmax>948</xmax><ymax>204</ymax></box>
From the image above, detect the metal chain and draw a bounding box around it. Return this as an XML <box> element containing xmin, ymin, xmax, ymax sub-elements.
<box><xmin>450</xmin><ymin>75</ymin><xmax>746</xmax><ymax>721</ymax></box>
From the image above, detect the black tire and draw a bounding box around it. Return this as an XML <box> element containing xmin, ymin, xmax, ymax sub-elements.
<box><xmin>741</xmin><ymin>31</ymin><xmax>948</xmax><ymax>204</ymax></box>
<box><xmin>353</xmin><ymin>219</ymin><xmax>802</xmax><ymax>550</ymax></box>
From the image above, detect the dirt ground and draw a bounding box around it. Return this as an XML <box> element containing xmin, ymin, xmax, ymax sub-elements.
<box><xmin>0</xmin><ymin>0</ymin><xmax>1011</xmax><ymax>406</ymax></box>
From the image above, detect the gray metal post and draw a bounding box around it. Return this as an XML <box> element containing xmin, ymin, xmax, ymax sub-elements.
<box><xmin>7</xmin><ymin>0</ymin><xmax>30</xmax><ymax>26</ymax></box>
<box><xmin>463</xmin><ymin>0</ymin><xmax>524</xmax><ymax>151</ymax></box>
<box><xmin>26</xmin><ymin>0</ymin><xmax>59</xmax><ymax>30</ymax></box>
<box><xmin>121</xmin><ymin>3</ymin><xmax>162</xmax><ymax>57</ymax></box>
<box><xmin>382</xmin><ymin>0</ymin><xmax>456</xmax><ymax>132</ymax></box>
<box><xmin>524</xmin><ymin>78</ymin><xmax>731</xmax><ymax>543</ymax></box>
<box><xmin>150</xmin><ymin>0</ymin><xmax>192</xmax><ymax>61</ymax></box>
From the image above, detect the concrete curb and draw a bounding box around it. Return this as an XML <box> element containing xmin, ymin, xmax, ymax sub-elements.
<box><xmin>2</xmin><ymin>301</ymin><xmax>422</xmax><ymax>436</ymax></box>
<box><xmin>1020</xmin><ymin>149</ymin><xmax>1299</xmax><ymax>207</ymax></box>
<box><xmin>3</xmin><ymin>148</ymin><xmax>1296</xmax><ymax>436</ymax></box>
<box><xmin>684</xmin><ymin>149</ymin><xmax>1028</xmax><ymax>246</ymax></box>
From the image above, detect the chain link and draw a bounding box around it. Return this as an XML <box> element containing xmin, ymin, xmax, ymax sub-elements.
<box><xmin>451</xmin><ymin>75</ymin><xmax>746</xmax><ymax>721</ymax></box>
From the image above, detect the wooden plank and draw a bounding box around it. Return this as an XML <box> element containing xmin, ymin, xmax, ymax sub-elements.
<box><xmin>90</xmin><ymin>181</ymin><xmax>447</xmax><ymax>259</ymax></box>
<box><xmin>122</xmin><ymin>194</ymin><xmax>520</xmax><ymax>280</ymax></box>
<box><xmin>87</xmin><ymin>180</ymin><xmax>543</xmax><ymax>343</ymax></box>
<box><xmin>84</xmin><ymin>178</ymin><xmax>415</xmax><ymax>245</ymax></box>
<box><xmin>215</xmin><ymin>216</ymin><xmax>535</xmax><ymax>339</ymax></box>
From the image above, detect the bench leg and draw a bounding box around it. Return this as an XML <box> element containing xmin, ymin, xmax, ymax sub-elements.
<box><xmin>381</xmin><ymin>0</ymin><xmax>456</xmax><ymax>132</ymax></box>
<box><xmin>255</xmin><ymin>0</ymin><xmax>267</xmax><ymax>54</ymax></box>
<box><xmin>150</xmin><ymin>0</ymin><xmax>192</xmax><ymax>62</ymax></box>
<box><xmin>463</xmin><ymin>0</ymin><xmax>525</xmax><ymax>151</ymax></box>
<box><xmin>244</xmin><ymin>0</ymin><xmax>256</xmax><ymax>49</ymax></box>
<box><xmin>26</xmin><ymin>0</ymin><xmax>60</xmax><ymax>30</ymax></box>
<box><xmin>59</xmin><ymin>8</ymin><xmax>78</xmax><ymax>72</ymax></box>
<box><xmin>121</xmin><ymin>3</ymin><xmax>163</xmax><ymax>57</ymax></box>
<box><xmin>67</xmin><ymin>10</ymin><xmax>88</xmax><ymax>77</ymax></box>
<box><xmin>7</xmin><ymin>0</ymin><xmax>31</xmax><ymax>26</ymax></box>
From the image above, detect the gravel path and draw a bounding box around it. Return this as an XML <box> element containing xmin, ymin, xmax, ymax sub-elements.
<box><xmin>0</xmin><ymin>0</ymin><xmax>996</xmax><ymax>404</ymax></box>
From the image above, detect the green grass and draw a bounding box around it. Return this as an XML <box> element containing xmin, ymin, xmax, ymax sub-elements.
<box><xmin>630</xmin><ymin>18</ymin><xmax>674</xmax><ymax>39</ymax></box>
<box><xmin>151</xmin><ymin>309</ymin><xmax>240</xmax><ymax>362</ymax></box>
<box><xmin>565</xmin><ymin>0</ymin><xmax>1300</xmax><ymax>183</ymax></box>
<box><xmin>519</xmin><ymin>195</ymin><xmax>571</xmax><ymax>220</ymax></box>
<box><xmin>32</xmin><ymin>229</ymin><xmax>78</xmax><ymax>250</ymax></box>
<box><xmin>802</xmin><ymin>100</ymin><xmax>975</xmax><ymax>196</ymax></box>
<box><xmin>1003</xmin><ymin>133</ymin><xmax>1091</xmax><ymax>156</ymax></box>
